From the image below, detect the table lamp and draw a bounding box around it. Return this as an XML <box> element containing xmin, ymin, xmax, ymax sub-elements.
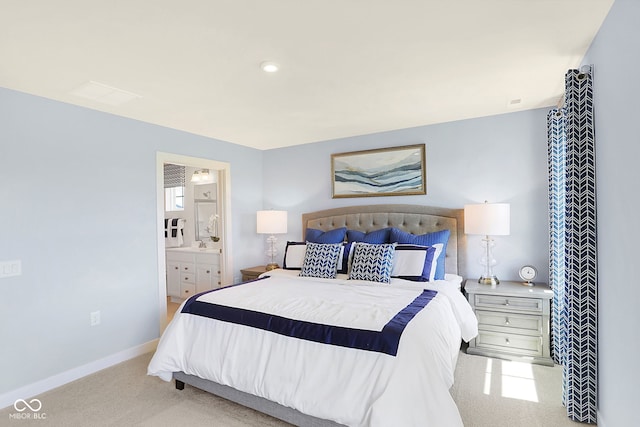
<box><xmin>256</xmin><ymin>210</ymin><xmax>288</xmax><ymax>270</ymax></box>
<box><xmin>464</xmin><ymin>201</ymin><xmax>510</xmax><ymax>285</ymax></box>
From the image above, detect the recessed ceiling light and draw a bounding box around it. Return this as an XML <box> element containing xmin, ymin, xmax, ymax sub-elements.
<box><xmin>260</xmin><ymin>61</ymin><xmax>279</xmax><ymax>73</ymax></box>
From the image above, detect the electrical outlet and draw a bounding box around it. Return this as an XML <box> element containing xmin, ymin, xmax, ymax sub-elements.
<box><xmin>0</xmin><ymin>260</ymin><xmax>22</xmax><ymax>278</ymax></box>
<box><xmin>90</xmin><ymin>311</ymin><xmax>101</xmax><ymax>326</ymax></box>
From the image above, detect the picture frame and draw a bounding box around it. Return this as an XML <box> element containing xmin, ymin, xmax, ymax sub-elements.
<box><xmin>331</xmin><ymin>144</ymin><xmax>426</xmax><ymax>198</ymax></box>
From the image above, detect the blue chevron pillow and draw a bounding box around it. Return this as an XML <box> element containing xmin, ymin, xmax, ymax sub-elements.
<box><xmin>299</xmin><ymin>242</ymin><xmax>343</xmax><ymax>279</ymax></box>
<box><xmin>348</xmin><ymin>242</ymin><xmax>397</xmax><ymax>283</ymax></box>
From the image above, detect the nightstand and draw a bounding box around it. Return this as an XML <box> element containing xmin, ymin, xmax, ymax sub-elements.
<box><xmin>240</xmin><ymin>265</ymin><xmax>268</xmax><ymax>282</ymax></box>
<box><xmin>464</xmin><ymin>279</ymin><xmax>554</xmax><ymax>366</ymax></box>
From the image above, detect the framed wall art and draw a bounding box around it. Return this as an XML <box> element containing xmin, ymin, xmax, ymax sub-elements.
<box><xmin>331</xmin><ymin>144</ymin><xmax>426</xmax><ymax>198</ymax></box>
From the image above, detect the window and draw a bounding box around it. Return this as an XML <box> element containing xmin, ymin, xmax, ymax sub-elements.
<box><xmin>165</xmin><ymin>186</ymin><xmax>184</xmax><ymax>211</ymax></box>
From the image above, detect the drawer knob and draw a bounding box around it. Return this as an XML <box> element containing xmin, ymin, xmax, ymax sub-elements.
<box><xmin>185</xmin><ymin>290</ymin><xmax>189</xmax><ymax>294</ymax></box>
<box><xmin>206</xmin><ymin>270</ymin><xmax>210</xmax><ymax>274</ymax></box>
<box><xmin>184</xmin><ymin>277</ymin><xmax>189</xmax><ymax>281</ymax></box>
<box><xmin>174</xmin><ymin>266</ymin><xmax>179</xmax><ymax>270</ymax></box>
<box><xmin>184</xmin><ymin>267</ymin><xmax>189</xmax><ymax>270</ymax></box>
<box><xmin>505</xmin><ymin>300</ymin><xmax>510</xmax><ymax>306</ymax></box>
<box><xmin>505</xmin><ymin>338</ymin><xmax>510</xmax><ymax>345</ymax></box>
<box><xmin>505</xmin><ymin>318</ymin><xmax>510</xmax><ymax>325</ymax></box>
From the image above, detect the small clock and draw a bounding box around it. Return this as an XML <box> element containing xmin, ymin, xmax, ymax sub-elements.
<box><xmin>518</xmin><ymin>265</ymin><xmax>537</xmax><ymax>286</ymax></box>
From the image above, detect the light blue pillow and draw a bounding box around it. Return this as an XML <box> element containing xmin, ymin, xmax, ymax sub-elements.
<box><xmin>305</xmin><ymin>227</ymin><xmax>347</xmax><ymax>244</ymax></box>
<box><xmin>299</xmin><ymin>242</ymin><xmax>343</xmax><ymax>279</ymax></box>
<box><xmin>389</xmin><ymin>228</ymin><xmax>450</xmax><ymax>280</ymax></box>
<box><xmin>346</xmin><ymin>227</ymin><xmax>392</xmax><ymax>244</ymax></box>
<box><xmin>348</xmin><ymin>242</ymin><xmax>397</xmax><ymax>283</ymax></box>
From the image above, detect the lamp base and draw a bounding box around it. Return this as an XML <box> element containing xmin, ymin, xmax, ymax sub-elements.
<box><xmin>478</xmin><ymin>276</ymin><xmax>499</xmax><ymax>286</ymax></box>
<box><xmin>265</xmin><ymin>263</ymin><xmax>280</xmax><ymax>271</ymax></box>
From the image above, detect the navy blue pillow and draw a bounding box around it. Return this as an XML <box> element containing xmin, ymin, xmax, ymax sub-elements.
<box><xmin>346</xmin><ymin>228</ymin><xmax>392</xmax><ymax>244</ymax></box>
<box><xmin>305</xmin><ymin>227</ymin><xmax>347</xmax><ymax>244</ymax></box>
<box><xmin>389</xmin><ymin>228</ymin><xmax>450</xmax><ymax>280</ymax></box>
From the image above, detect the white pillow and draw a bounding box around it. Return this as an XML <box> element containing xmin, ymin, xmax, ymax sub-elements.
<box><xmin>391</xmin><ymin>244</ymin><xmax>439</xmax><ymax>282</ymax></box>
<box><xmin>283</xmin><ymin>242</ymin><xmax>306</xmax><ymax>269</ymax></box>
<box><xmin>429</xmin><ymin>243</ymin><xmax>444</xmax><ymax>281</ymax></box>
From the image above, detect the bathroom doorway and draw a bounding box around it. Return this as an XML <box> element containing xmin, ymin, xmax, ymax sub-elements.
<box><xmin>156</xmin><ymin>152</ymin><xmax>233</xmax><ymax>332</ymax></box>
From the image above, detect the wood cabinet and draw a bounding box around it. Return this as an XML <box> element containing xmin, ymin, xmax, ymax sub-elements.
<box><xmin>464</xmin><ymin>280</ymin><xmax>554</xmax><ymax>366</ymax></box>
<box><xmin>166</xmin><ymin>248</ymin><xmax>222</xmax><ymax>301</ymax></box>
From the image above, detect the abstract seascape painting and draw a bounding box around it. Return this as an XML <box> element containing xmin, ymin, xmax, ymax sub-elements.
<box><xmin>331</xmin><ymin>144</ymin><xmax>426</xmax><ymax>198</ymax></box>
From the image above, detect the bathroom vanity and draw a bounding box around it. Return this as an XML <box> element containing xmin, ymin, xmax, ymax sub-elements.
<box><xmin>166</xmin><ymin>247</ymin><xmax>222</xmax><ymax>301</ymax></box>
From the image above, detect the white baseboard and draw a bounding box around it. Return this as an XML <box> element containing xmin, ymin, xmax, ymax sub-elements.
<box><xmin>597</xmin><ymin>410</ymin><xmax>605</xmax><ymax>427</ymax></box>
<box><xmin>0</xmin><ymin>339</ymin><xmax>158</xmax><ymax>410</ymax></box>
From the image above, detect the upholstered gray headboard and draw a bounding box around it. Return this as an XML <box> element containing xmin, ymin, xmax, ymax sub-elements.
<box><xmin>301</xmin><ymin>204</ymin><xmax>466</xmax><ymax>277</ymax></box>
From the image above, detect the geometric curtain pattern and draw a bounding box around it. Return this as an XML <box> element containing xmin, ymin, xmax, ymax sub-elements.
<box><xmin>164</xmin><ymin>163</ymin><xmax>185</xmax><ymax>188</ymax></box>
<box><xmin>547</xmin><ymin>107</ymin><xmax>567</xmax><ymax>369</ymax></box>
<box><xmin>547</xmin><ymin>68</ymin><xmax>598</xmax><ymax>423</ymax></box>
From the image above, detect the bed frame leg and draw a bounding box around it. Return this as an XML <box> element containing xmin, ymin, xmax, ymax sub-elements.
<box><xmin>175</xmin><ymin>379</ymin><xmax>185</xmax><ymax>390</ymax></box>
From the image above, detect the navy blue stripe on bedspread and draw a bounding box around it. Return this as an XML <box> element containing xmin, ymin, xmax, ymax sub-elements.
<box><xmin>181</xmin><ymin>287</ymin><xmax>437</xmax><ymax>356</ymax></box>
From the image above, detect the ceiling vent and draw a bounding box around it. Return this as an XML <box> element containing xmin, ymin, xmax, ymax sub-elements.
<box><xmin>70</xmin><ymin>81</ymin><xmax>141</xmax><ymax>106</ymax></box>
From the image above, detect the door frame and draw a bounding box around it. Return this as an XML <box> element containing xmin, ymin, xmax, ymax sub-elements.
<box><xmin>156</xmin><ymin>152</ymin><xmax>233</xmax><ymax>331</ymax></box>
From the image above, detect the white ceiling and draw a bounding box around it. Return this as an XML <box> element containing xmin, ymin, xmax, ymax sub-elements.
<box><xmin>0</xmin><ymin>0</ymin><xmax>614</xmax><ymax>150</ymax></box>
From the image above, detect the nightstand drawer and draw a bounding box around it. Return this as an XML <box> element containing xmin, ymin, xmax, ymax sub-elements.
<box><xmin>475</xmin><ymin>294</ymin><xmax>543</xmax><ymax>313</ymax></box>
<box><xmin>476</xmin><ymin>330</ymin><xmax>543</xmax><ymax>356</ymax></box>
<box><xmin>476</xmin><ymin>310</ymin><xmax>542</xmax><ymax>334</ymax></box>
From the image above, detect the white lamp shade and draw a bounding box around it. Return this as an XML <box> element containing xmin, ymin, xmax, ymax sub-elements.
<box><xmin>464</xmin><ymin>203</ymin><xmax>510</xmax><ymax>236</ymax></box>
<box><xmin>257</xmin><ymin>210</ymin><xmax>288</xmax><ymax>234</ymax></box>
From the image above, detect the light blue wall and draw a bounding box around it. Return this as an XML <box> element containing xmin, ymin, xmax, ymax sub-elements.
<box><xmin>0</xmin><ymin>87</ymin><xmax>265</xmax><ymax>394</ymax></box>
<box><xmin>583</xmin><ymin>0</ymin><xmax>639</xmax><ymax>425</ymax></box>
<box><xmin>5</xmin><ymin>4</ymin><xmax>635</xmax><ymax>418</ymax></box>
<box><xmin>264</xmin><ymin>108</ymin><xmax>551</xmax><ymax>284</ymax></box>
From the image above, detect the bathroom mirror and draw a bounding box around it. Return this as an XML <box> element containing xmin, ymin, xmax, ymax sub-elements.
<box><xmin>195</xmin><ymin>200</ymin><xmax>217</xmax><ymax>241</ymax></box>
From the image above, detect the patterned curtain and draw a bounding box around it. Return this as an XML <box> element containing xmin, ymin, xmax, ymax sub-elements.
<box><xmin>164</xmin><ymin>164</ymin><xmax>185</xmax><ymax>188</ymax></box>
<box><xmin>547</xmin><ymin>67</ymin><xmax>597</xmax><ymax>423</ymax></box>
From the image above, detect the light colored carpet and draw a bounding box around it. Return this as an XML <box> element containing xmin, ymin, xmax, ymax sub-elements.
<box><xmin>1</xmin><ymin>350</ymin><xmax>583</xmax><ymax>426</ymax></box>
<box><xmin>451</xmin><ymin>351</ymin><xmax>586</xmax><ymax>426</ymax></box>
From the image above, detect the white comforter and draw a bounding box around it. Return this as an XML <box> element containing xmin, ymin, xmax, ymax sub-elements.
<box><xmin>148</xmin><ymin>269</ymin><xmax>478</xmax><ymax>427</ymax></box>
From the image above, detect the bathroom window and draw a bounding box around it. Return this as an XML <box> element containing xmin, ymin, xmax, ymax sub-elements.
<box><xmin>165</xmin><ymin>186</ymin><xmax>184</xmax><ymax>211</ymax></box>
<box><xmin>164</xmin><ymin>163</ymin><xmax>185</xmax><ymax>211</ymax></box>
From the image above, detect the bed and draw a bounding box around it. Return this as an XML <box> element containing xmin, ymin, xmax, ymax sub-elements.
<box><xmin>148</xmin><ymin>204</ymin><xmax>477</xmax><ymax>426</ymax></box>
